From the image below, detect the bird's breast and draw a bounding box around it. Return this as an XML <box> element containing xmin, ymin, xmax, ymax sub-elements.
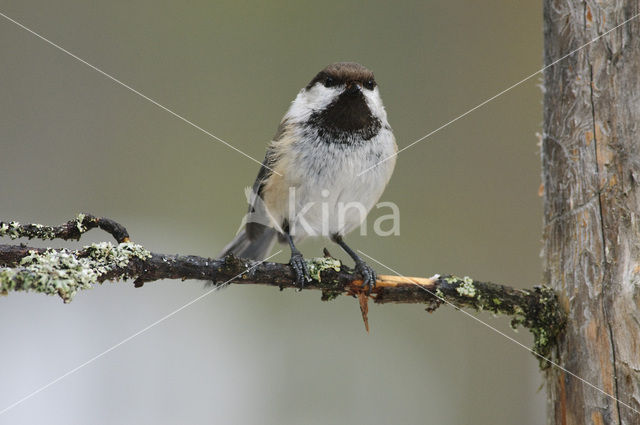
<box><xmin>262</xmin><ymin>126</ymin><xmax>396</xmax><ymax>238</ymax></box>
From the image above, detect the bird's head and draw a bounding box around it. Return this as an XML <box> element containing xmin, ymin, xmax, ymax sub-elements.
<box><xmin>285</xmin><ymin>62</ymin><xmax>389</xmax><ymax>143</ymax></box>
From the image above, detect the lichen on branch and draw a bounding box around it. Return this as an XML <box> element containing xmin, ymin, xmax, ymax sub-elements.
<box><xmin>432</xmin><ymin>275</ymin><xmax>565</xmax><ymax>366</ymax></box>
<box><xmin>0</xmin><ymin>242</ymin><xmax>151</xmax><ymax>303</ymax></box>
<box><xmin>0</xmin><ymin>214</ymin><xmax>566</xmax><ymax>368</ymax></box>
<box><xmin>0</xmin><ymin>213</ymin><xmax>129</xmax><ymax>243</ymax></box>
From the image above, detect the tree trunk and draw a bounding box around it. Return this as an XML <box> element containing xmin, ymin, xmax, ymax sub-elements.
<box><xmin>542</xmin><ymin>1</ymin><xmax>640</xmax><ymax>424</ymax></box>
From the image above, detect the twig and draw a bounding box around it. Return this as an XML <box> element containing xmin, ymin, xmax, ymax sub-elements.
<box><xmin>0</xmin><ymin>213</ymin><xmax>129</xmax><ymax>243</ymax></box>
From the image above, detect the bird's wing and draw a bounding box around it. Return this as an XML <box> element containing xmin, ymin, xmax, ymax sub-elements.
<box><xmin>245</xmin><ymin>120</ymin><xmax>288</xmax><ymax>240</ymax></box>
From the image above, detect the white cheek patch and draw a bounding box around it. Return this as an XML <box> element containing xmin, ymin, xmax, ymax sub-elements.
<box><xmin>363</xmin><ymin>87</ymin><xmax>388</xmax><ymax>124</ymax></box>
<box><xmin>286</xmin><ymin>84</ymin><xmax>390</xmax><ymax>129</ymax></box>
<box><xmin>285</xmin><ymin>83</ymin><xmax>341</xmax><ymax>123</ymax></box>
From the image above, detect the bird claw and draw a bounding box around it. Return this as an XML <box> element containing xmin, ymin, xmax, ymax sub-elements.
<box><xmin>355</xmin><ymin>261</ymin><xmax>377</xmax><ymax>294</ymax></box>
<box><xmin>289</xmin><ymin>252</ymin><xmax>311</xmax><ymax>290</ymax></box>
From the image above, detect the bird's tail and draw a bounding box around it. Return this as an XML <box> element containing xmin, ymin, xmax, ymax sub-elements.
<box><xmin>217</xmin><ymin>227</ymin><xmax>278</xmax><ymax>261</ymax></box>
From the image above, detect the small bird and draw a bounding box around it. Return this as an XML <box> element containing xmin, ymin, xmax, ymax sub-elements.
<box><xmin>219</xmin><ymin>62</ymin><xmax>396</xmax><ymax>290</ymax></box>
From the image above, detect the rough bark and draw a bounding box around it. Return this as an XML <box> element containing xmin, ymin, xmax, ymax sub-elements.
<box><xmin>542</xmin><ymin>1</ymin><xmax>640</xmax><ymax>423</ymax></box>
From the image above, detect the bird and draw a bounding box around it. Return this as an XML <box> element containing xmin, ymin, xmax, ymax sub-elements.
<box><xmin>219</xmin><ymin>62</ymin><xmax>397</xmax><ymax>291</ymax></box>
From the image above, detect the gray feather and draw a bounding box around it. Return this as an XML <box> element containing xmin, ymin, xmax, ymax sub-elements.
<box><xmin>217</xmin><ymin>227</ymin><xmax>277</xmax><ymax>261</ymax></box>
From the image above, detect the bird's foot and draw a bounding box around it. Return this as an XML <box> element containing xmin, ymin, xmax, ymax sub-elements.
<box><xmin>355</xmin><ymin>261</ymin><xmax>377</xmax><ymax>294</ymax></box>
<box><xmin>289</xmin><ymin>252</ymin><xmax>311</xmax><ymax>290</ymax></box>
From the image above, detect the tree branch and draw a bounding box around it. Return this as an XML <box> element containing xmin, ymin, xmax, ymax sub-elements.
<box><xmin>0</xmin><ymin>215</ymin><xmax>565</xmax><ymax>366</ymax></box>
<box><xmin>0</xmin><ymin>213</ymin><xmax>130</xmax><ymax>243</ymax></box>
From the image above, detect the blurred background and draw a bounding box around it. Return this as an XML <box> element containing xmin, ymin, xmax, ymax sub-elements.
<box><xmin>0</xmin><ymin>1</ymin><xmax>546</xmax><ymax>424</ymax></box>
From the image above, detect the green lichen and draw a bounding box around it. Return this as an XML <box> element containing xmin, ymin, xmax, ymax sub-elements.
<box><xmin>305</xmin><ymin>257</ymin><xmax>341</xmax><ymax>283</ymax></box>
<box><xmin>444</xmin><ymin>275</ymin><xmax>460</xmax><ymax>284</ymax></box>
<box><xmin>0</xmin><ymin>214</ymin><xmax>94</xmax><ymax>241</ymax></box>
<box><xmin>75</xmin><ymin>213</ymin><xmax>87</xmax><ymax>233</ymax></box>
<box><xmin>455</xmin><ymin>276</ymin><xmax>476</xmax><ymax>298</ymax></box>
<box><xmin>320</xmin><ymin>290</ymin><xmax>341</xmax><ymax>302</ymax></box>
<box><xmin>527</xmin><ymin>286</ymin><xmax>565</xmax><ymax>368</ymax></box>
<box><xmin>439</xmin><ymin>275</ymin><xmax>564</xmax><ymax>369</ymax></box>
<box><xmin>0</xmin><ymin>220</ymin><xmax>55</xmax><ymax>240</ymax></box>
<box><xmin>502</xmin><ymin>286</ymin><xmax>566</xmax><ymax>369</ymax></box>
<box><xmin>303</xmin><ymin>257</ymin><xmax>343</xmax><ymax>302</ymax></box>
<box><xmin>536</xmin><ymin>328</ymin><xmax>548</xmax><ymax>348</ymax></box>
<box><xmin>0</xmin><ymin>242</ymin><xmax>151</xmax><ymax>303</ymax></box>
<box><xmin>0</xmin><ymin>221</ymin><xmax>22</xmax><ymax>239</ymax></box>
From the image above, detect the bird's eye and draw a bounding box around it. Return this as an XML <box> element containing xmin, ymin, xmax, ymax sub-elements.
<box><xmin>363</xmin><ymin>79</ymin><xmax>376</xmax><ymax>90</ymax></box>
<box><xmin>324</xmin><ymin>77</ymin><xmax>336</xmax><ymax>88</ymax></box>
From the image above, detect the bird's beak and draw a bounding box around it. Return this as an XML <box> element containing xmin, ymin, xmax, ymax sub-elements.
<box><xmin>345</xmin><ymin>82</ymin><xmax>360</xmax><ymax>95</ymax></box>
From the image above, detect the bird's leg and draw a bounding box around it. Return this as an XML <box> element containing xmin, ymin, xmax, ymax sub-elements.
<box><xmin>332</xmin><ymin>234</ymin><xmax>377</xmax><ymax>293</ymax></box>
<box><xmin>286</xmin><ymin>232</ymin><xmax>310</xmax><ymax>289</ymax></box>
